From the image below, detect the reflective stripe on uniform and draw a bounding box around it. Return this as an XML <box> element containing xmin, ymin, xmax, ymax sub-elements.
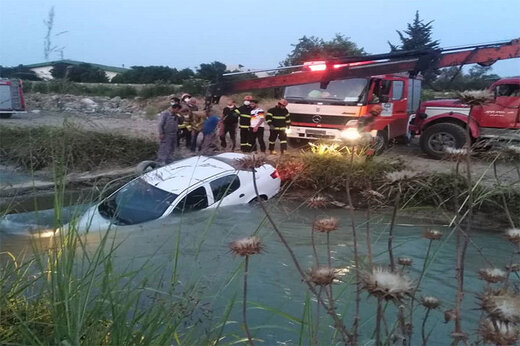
<box><xmin>239</xmin><ymin>125</ymin><xmax>249</xmax><ymax>129</ymax></box>
<box><xmin>269</xmin><ymin>141</ymin><xmax>275</xmax><ymax>145</ymax></box>
<box><xmin>240</xmin><ymin>114</ymin><xmax>251</xmax><ymax>118</ymax></box>
<box><xmin>280</xmin><ymin>140</ymin><xmax>287</xmax><ymax>144</ymax></box>
<box><xmin>272</xmin><ymin>116</ymin><xmax>286</xmax><ymax>120</ymax></box>
<box><xmin>274</xmin><ymin>127</ymin><xmax>287</xmax><ymax>130</ymax></box>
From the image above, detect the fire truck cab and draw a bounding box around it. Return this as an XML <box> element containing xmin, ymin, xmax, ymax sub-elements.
<box><xmin>283</xmin><ymin>69</ymin><xmax>421</xmax><ymax>152</ymax></box>
<box><xmin>0</xmin><ymin>79</ymin><xmax>26</xmax><ymax>119</ymax></box>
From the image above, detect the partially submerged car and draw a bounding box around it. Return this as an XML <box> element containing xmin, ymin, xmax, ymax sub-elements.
<box><xmin>76</xmin><ymin>153</ymin><xmax>281</xmax><ymax>231</ymax></box>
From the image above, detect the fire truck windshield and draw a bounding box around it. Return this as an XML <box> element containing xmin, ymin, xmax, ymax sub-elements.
<box><xmin>284</xmin><ymin>78</ymin><xmax>368</xmax><ymax>104</ymax></box>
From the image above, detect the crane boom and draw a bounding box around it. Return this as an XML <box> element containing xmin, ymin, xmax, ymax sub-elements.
<box><xmin>207</xmin><ymin>38</ymin><xmax>520</xmax><ymax>100</ymax></box>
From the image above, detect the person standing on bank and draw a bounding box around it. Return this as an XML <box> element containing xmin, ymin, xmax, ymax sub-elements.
<box><xmin>220</xmin><ymin>100</ymin><xmax>238</xmax><ymax>151</ymax></box>
<box><xmin>157</xmin><ymin>103</ymin><xmax>182</xmax><ymax>165</ymax></box>
<box><xmin>266</xmin><ymin>99</ymin><xmax>291</xmax><ymax>155</ymax></box>
<box><xmin>237</xmin><ymin>95</ymin><xmax>254</xmax><ymax>152</ymax></box>
<box><xmin>249</xmin><ymin>105</ymin><xmax>266</xmax><ymax>154</ymax></box>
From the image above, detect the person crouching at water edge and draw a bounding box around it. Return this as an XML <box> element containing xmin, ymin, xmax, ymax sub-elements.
<box><xmin>200</xmin><ymin>114</ymin><xmax>221</xmax><ymax>155</ymax></box>
<box><xmin>157</xmin><ymin>103</ymin><xmax>182</xmax><ymax>165</ymax></box>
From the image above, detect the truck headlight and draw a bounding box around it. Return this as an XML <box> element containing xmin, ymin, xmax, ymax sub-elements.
<box><xmin>340</xmin><ymin>128</ymin><xmax>361</xmax><ymax>141</ymax></box>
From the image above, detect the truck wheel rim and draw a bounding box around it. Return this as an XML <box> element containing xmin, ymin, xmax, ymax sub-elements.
<box><xmin>429</xmin><ymin>132</ymin><xmax>456</xmax><ymax>153</ymax></box>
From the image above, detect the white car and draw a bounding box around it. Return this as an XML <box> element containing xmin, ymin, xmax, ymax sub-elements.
<box><xmin>75</xmin><ymin>153</ymin><xmax>281</xmax><ymax>231</ymax></box>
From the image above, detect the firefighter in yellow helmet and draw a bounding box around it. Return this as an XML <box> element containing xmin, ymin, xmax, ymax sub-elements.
<box><xmin>266</xmin><ymin>99</ymin><xmax>291</xmax><ymax>154</ymax></box>
<box><xmin>237</xmin><ymin>95</ymin><xmax>254</xmax><ymax>152</ymax></box>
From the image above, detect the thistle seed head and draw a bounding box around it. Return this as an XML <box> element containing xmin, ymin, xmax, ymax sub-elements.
<box><xmin>360</xmin><ymin>267</ymin><xmax>413</xmax><ymax>302</ymax></box>
<box><xmin>306</xmin><ymin>195</ymin><xmax>329</xmax><ymax>209</ymax></box>
<box><xmin>506</xmin><ymin>228</ymin><xmax>520</xmax><ymax>244</ymax></box>
<box><xmin>229</xmin><ymin>236</ymin><xmax>264</xmax><ymax>257</ymax></box>
<box><xmin>423</xmin><ymin>229</ymin><xmax>443</xmax><ymax>240</ymax></box>
<box><xmin>479</xmin><ymin>318</ymin><xmax>520</xmax><ymax>345</ymax></box>
<box><xmin>397</xmin><ymin>257</ymin><xmax>413</xmax><ymax>266</ymax></box>
<box><xmin>457</xmin><ymin>90</ymin><xmax>494</xmax><ymax>106</ymax></box>
<box><xmin>480</xmin><ymin>290</ymin><xmax>520</xmax><ymax>324</ymax></box>
<box><xmin>313</xmin><ymin>217</ymin><xmax>338</xmax><ymax>233</ymax></box>
<box><xmin>421</xmin><ymin>296</ymin><xmax>441</xmax><ymax>310</ymax></box>
<box><xmin>479</xmin><ymin>268</ymin><xmax>507</xmax><ymax>284</ymax></box>
<box><xmin>307</xmin><ymin>266</ymin><xmax>337</xmax><ymax>286</ymax></box>
<box><xmin>506</xmin><ymin>264</ymin><xmax>520</xmax><ymax>272</ymax></box>
<box><xmin>234</xmin><ymin>155</ymin><xmax>266</xmax><ymax>170</ymax></box>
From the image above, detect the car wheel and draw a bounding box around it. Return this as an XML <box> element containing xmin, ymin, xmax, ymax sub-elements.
<box><xmin>0</xmin><ymin>113</ymin><xmax>13</xmax><ymax>119</ymax></box>
<box><xmin>374</xmin><ymin>130</ymin><xmax>389</xmax><ymax>155</ymax></box>
<box><xmin>248</xmin><ymin>195</ymin><xmax>268</xmax><ymax>204</ymax></box>
<box><xmin>135</xmin><ymin>160</ymin><xmax>160</xmax><ymax>174</ymax></box>
<box><xmin>420</xmin><ymin>123</ymin><xmax>466</xmax><ymax>159</ymax></box>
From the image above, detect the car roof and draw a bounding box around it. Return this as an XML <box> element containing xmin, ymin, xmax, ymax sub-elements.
<box><xmin>141</xmin><ymin>154</ymin><xmax>246</xmax><ymax>194</ymax></box>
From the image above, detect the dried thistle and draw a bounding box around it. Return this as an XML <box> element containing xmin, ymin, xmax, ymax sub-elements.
<box><xmin>306</xmin><ymin>195</ymin><xmax>329</xmax><ymax>209</ymax></box>
<box><xmin>385</xmin><ymin>170</ymin><xmax>419</xmax><ymax>184</ymax></box>
<box><xmin>423</xmin><ymin>229</ymin><xmax>443</xmax><ymax>240</ymax></box>
<box><xmin>229</xmin><ymin>236</ymin><xmax>264</xmax><ymax>257</ymax></box>
<box><xmin>313</xmin><ymin>217</ymin><xmax>338</xmax><ymax>233</ymax></box>
<box><xmin>506</xmin><ymin>263</ymin><xmax>520</xmax><ymax>272</ymax></box>
<box><xmin>360</xmin><ymin>267</ymin><xmax>413</xmax><ymax>302</ymax></box>
<box><xmin>444</xmin><ymin>309</ymin><xmax>456</xmax><ymax>323</ymax></box>
<box><xmin>307</xmin><ymin>266</ymin><xmax>337</xmax><ymax>286</ymax></box>
<box><xmin>421</xmin><ymin>296</ymin><xmax>441</xmax><ymax>310</ymax></box>
<box><xmin>506</xmin><ymin>228</ymin><xmax>520</xmax><ymax>244</ymax></box>
<box><xmin>479</xmin><ymin>318</ymin><xmax>520</xmax><ymax>345</ymax></box>
<box><xmin>234</xmin><ymin>155</ymin><xmax>266</xmax><ymax>170</ymax></box>
<box><xmin>480</xmin><ymin>290</ymin><xmax>520</xmax><ymax>324</ymax></box>
<box><xmin>457</xmin><ymin>90</ymin><xmax>494</xmax><ymax>106</ymax></box>
<box><xmin>443</xmin><ymin>147</ymin><xmax>468</xmax><ymax>160</ymax></box>
<box><xmin>361</xmin><ymin>189</ymin><xmax>385</xmax><ymax>203</ymax></box>
<box><xmin>479</xmin><ymin>268</ymin><xmax>507</xmax><ymax>284</ymax></box>
<box><xmin>397</xmin><ymin>257</ymin><xmax>413</xmax><ymax>267</ymax></box>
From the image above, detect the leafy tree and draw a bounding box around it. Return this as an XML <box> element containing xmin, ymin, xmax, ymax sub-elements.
<box><xmin>432</xmin><ymin>65</ymin><xmax>500</xmax><ymax>91</ymax></box>
<box><xmin>0</xmin><ymin>65</ymin><xmax>41</xmax><ymax>81</ymax></box>
<box><xmin>389</xmin><ymin>11</ymin><xmax>440</xmax><ymax>85</ymax></box>
<box><xmin>196</xmin><ymin>61</ymin><xmax>228</xmax><ymax>82</ymax></box>
<box><xmin>66</xmin><ymin>63</ymin><xmax>108</xmax><ymax>83</ymax></box>
<box><xmin>50</xmin><ymin>62</ymin><xmax>70</xmax><ymax>79</ymax></box>
<box><xmin>111</xmin><ymin>66</ymin><xmax>194</xmax><ymax>84</ymax></box>
<box><xmin>282</xmin><ymin>34</ymin><xmax>365</xmax><ymax>67</ymax></box>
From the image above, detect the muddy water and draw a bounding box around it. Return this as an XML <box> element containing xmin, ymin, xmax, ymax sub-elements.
<box><xmin>0</xmin><ymin>201</ymin><xmax>512</xmax><ymax>344</ymax></box>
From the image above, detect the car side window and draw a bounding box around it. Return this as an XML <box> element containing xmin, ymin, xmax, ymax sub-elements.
<box><xmin>210</xmin><ymin>175</ymin><xmax>241</xmax><ymax>202</ymax></box>
<box><xmin>174</xmin><ymin>186</ymin><xmax>208</xmax><ymax>212</ymax></box>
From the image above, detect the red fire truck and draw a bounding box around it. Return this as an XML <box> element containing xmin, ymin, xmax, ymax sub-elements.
<box><xmin>0</xmin><ymin>79</ymin><xmax>26</xmax><ymax>119</ymax></box>
<box><xmin>412</xmin><ymin>77</ymin><xmax>520</xmax><ymax>158</ymax></box>
<box><xmin>207</xmin><ymin>39</ymin><xmax>520</xmax><ymax>154</ymax></box>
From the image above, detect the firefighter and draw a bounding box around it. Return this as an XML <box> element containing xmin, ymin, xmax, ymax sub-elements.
<box><xmin>237</xmin><ymin>95</ymin><xmax>254</xmax><ymax>152</ymax></box>
<box><xmin>220</xmin><ymin>100</ymin><xmax>238</xmax><ymax>151</ymax></box>
<box><xmin>157</xmin><ymin>103</ymin><xmax>182</xmax><ymax>165</ymax></box>
<box><xmin>266</xmin><ymin>99</ymin><xmax>291</xmax><ymax>155</ymax></box>
<box><xmin>179</xmin><ymin>93</ymin><xmax>195</xmax><ymax>148</ymax></box>
<box><xmin>357</xmin><ymin>104</ymin><xmax>382</xmax><ymax>156</ymax></box>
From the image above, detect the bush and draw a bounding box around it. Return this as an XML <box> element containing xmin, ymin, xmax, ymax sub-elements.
<box><xmin>138</xmin><ymin>83</ymin><xmax>178</xmax><ymax>98</ymax></box>
<box><xmin>0</xmin><ymin>125</ymin><xmax>157</xmax><ymax>171</ymax></box>
<box><xmin>181</xmin><ymin>78</ymin><xmax>207</xmax><ymax>96</ymax></box>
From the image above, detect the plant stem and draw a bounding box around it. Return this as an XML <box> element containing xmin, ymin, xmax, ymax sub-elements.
<box><xmin>376</xmin><ymin>297</ymin><xmax>383</xmax><ymax>346</ymax></box>
<box><xmin>409</xmin><ymin>239</ymin><xmax>433</xmax><ymax>341</ymax></box>
<box><xmin>327</xmin><ymin>232</ymin><xmax>331</xmax><ymax>267</ymax></box>
<box><xmin>243</xmin><ymin>255</ymin><xmax>253</xmax><ymax>345</ymax></box>
<box><xmin>388</xmin><ymin>185</ymin><xmax>401</xmax><ymax>272</ymax></box>
<box><xmin>251</xmin><ymin>168</ymin><xmax>353</xmax><ymax>344</ymax></box>
<box><xmin>345</xmin><ymin>148</ymin><xmax>361</xmax><ymax>343</ymax></box>
<box><xmin>421</xmin><ymin>308</ymin><xmax>431</xmax><ymax>346</ymax></box>
<box><xmin>312</xmin><ymin>214</ymin><xmax>320</xmax><ymax>266</ymax></box>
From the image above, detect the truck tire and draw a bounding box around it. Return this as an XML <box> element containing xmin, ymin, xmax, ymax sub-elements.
<box><xmin>0</xmin><ymin>113</ymin><xmax>13</xmax><ymax>119</ymax></box>
<box><xmin>135</xmin><ymin>160</ymin><xmax>160</xmax><ymax>174</ymax></box>
<box><xmin>374</xmin><ymin>130</ymin><xmax>389</xmax><ymax>155</ymax></box>
<box><xmin>420</xmin><ymin>123</ymin><xmax>466</xmax><ymax>159</ymax></box>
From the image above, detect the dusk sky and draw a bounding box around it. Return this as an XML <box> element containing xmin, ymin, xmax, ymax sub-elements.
<box><xmin>1</xmin><ymin>0</ymin><xmax>520</xmax><ymax>76</ymax></box>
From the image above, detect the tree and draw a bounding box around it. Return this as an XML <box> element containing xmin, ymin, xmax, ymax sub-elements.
<box><xmin>0</xmin><ymin>65</ymin><xmax>41</xmax><ymax>81</ymax></box>
<box><xmin>432</xmin><ymin>65</ymin><xmax>500</xmax><ymax>91</ymax></box>
<box><xmin>282</xmin><ymin>34</ymin><xmax>365</xmax><ymax>67</ymax></box>
<box><xmin>50</xmin><ymin>62</ymin><xmax>70</xmax><ymax>79</ymax></box>
<box><xmin>66</xmin><ymin>64</ymin><xmax>108</xmax><ymax>83</ymax></box>
<box><xmin>389</xmin><ymin>11</ymin><xmax>440</xmax><ymax>85</ymax></box>
<box><xmin>196</xmin><ymin>61</ymin><xmax>228</xmax><ymax>82</ymax></box>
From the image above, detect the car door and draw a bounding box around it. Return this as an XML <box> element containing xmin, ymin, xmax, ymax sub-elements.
<box><xmin>209</xmin><ymin>174</ymin><xmax>241</xmax><ymax>207</ymax></box>
<box><xmin>170</xmin><ymin>185</ymin><xmax>211</xmax><ymax>214</ymax></box>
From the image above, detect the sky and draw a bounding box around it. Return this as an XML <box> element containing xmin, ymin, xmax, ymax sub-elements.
<box><xmin>1</xmin><ymin>0</ymin><xmax>520</xmax><ymax>77</ymax></box>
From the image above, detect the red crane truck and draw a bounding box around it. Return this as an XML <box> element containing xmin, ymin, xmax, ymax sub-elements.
<box><xmin>207</xmin><ymin>39</ymin><xmax>520</xmax><ymax>154</ymax></box>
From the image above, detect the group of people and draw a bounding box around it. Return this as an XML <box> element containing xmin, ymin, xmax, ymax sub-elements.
<box><xmin>156</xmin><ymin>93</ymin><xmax>292</xmax><ymax>164</ymax></box>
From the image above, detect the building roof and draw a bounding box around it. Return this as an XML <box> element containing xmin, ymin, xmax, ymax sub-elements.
<box><xmin>25</xmin><ymin>60</ymin><xmax>128</xmax><ymax>73</ymax></box>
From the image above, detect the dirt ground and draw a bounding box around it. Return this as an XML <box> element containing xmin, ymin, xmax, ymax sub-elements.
<box><xmin>1</xmin><ymin>107</ymin><xmax>519</xmax><ymax>186</ymax></box>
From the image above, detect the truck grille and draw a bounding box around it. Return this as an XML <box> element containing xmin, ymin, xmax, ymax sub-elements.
<box><xmin>290</xmin><ymin>113</ymin><xmax>356</xmax><ymax>126</ymax></box>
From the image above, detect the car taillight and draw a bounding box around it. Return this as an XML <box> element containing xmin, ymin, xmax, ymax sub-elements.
<box><xmin>270</xmin><ymin>170</ymin><xmax>280</xmax><ymax>179</ymax></box>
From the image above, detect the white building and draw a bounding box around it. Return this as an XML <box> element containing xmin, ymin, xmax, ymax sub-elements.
<box><xmin>25</xmin><ymin>60</ymin><xmax>128</xmax><ymax>81</ymax></box>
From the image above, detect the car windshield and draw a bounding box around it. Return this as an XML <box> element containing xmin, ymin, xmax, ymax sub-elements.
<box><xmin>98</xmin><ymin>178</ymin><xmax>178</xmax><ymax>225</ymax></box>
<box><xmin>284</xmin><ymin>78</ymin><xmax>368</xmax><ymax>104</ymax></box>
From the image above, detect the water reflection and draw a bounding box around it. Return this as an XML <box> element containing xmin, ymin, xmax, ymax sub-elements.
<box><xmin>0</xmin><ymin>201</ymin><xmax>512</xmax><ymax>344</ymax></box>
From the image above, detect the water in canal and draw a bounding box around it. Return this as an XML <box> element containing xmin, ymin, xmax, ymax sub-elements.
<box><xmin>0</xmin><ymin>201</ymin><xmax>512</xmax><ymax>344</ymax></box>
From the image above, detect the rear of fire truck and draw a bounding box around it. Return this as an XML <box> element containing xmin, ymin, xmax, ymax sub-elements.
<box><xmin>0</xmin><ymin>79</ymin><xmax>26</xmax><ymax>119</ymax></box>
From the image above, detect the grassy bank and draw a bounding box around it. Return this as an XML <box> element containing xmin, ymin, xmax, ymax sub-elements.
<box><xmin>0</xmin><ymin>125</ymin><xmax>157</xmax><ymax>171</ymax></box>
